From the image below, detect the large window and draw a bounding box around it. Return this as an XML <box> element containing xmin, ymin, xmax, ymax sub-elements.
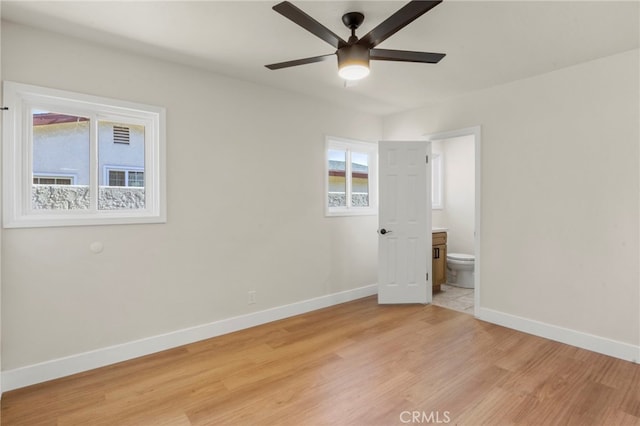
<box><xmin>2</xmin><ymin>81</ymin><xmax>166</xmax><ymax>228</ymax></box>
<box><xmin>325</xmin><ymin>136</ymin><xmax>377</xmax><ymax>216</ymax></box>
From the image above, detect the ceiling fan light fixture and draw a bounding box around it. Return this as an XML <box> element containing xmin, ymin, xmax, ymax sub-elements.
<box><xmin>337</xmin><ymin>44</ymin><xmax>370</xmax><ymax>81</ymax></box>
<box><xmin>338</xmin><ymin>64</ymin><xmax>370</xmax><ymax>81</ymax></box>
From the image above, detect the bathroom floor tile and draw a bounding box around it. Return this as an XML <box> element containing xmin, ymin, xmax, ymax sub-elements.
<box><xmin>432</xmin><ymin>284</ymin><xmax>474</xmax><ymax>314</ymax></box>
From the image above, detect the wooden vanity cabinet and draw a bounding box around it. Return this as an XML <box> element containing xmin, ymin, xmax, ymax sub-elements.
<box><xmin>432</xmin><ymin>232</ymin><xmax>447</xmax><ymax>292</ymax></box>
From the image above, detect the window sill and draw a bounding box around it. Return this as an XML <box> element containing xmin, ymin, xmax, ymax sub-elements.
<box><xmin>3</xmin><ymin>212</ymin><xmax>167</xmax><ymax>229</ymax></box>
<box><xmin>325</xmin><ymin>208</ymin><xmax>378</xmax><ymax>217</ymax></box>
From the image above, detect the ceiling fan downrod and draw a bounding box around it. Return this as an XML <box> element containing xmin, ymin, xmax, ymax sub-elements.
<box><xmin>342</xmin><ymin>11</ymin><xmax>364</xmax><ymax>44</ymax></box>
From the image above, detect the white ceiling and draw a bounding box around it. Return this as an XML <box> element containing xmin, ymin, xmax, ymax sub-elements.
<box><xmin>2</xmin><ymin>1</ymin><xmax>639</xmax><ymax>116</ymax></box>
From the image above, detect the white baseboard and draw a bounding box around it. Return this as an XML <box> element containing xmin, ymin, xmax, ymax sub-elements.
<box><xmin>478</xmin><ymin>307</ymin><xmax>640</xmax><ymax>364</ymax></box>
<box><xmin>2</xmin><ymin>284</ymin><xmax>378</xmax><ymax>393</ymax></box>
<box><xmin>6</xmin><ymin>288</ymin><xmax>636</xmax><ymax>393</ymax></box>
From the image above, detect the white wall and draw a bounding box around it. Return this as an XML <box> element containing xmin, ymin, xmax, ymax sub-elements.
<box><xmin>383</xmin><ymin>49</ymin><xmax>640</xmax><ymax>351</ymax></box>
<box><xmin>1</xmin><ymin>21</ymin><xmax>381</xmax><ymax>371</ymax></box>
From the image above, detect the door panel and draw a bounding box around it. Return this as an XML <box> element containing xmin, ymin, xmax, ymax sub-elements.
<box><xmin>378</xmin><ymin>141</ymin><xmax>431</xmax><ymax>304</ymax></box>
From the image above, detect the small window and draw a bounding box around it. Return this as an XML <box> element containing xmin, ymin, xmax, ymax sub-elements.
<box><xmin>325</xmin><ymin>136</ymin><xmax>377</xmax><ymax>216</ymax></box>
<box><xmin>106</xmin><ymin>168</ymin><xmax>144</xmax><ymax>188</ymax></box>
<box><xmin>33</xmin><ymin>176</ymin><xmax>73</xmax><ymax>185</ymax></box>
<box><xmin>2</xmin><ymin>81</ymin><xmax>166</xmax><ymax>228</ymax></box>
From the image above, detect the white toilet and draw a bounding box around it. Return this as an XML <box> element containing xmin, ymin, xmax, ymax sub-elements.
<box><xmin>446</xmin><ymin>253</ymin><xmax>475</xmax><ymax>288</ymax></box>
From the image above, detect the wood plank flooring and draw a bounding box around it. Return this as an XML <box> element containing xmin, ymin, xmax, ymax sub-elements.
<box><xmin>2</xmin><ymin>296</ymin><xmax>639</xmax><ymax>425</ymax></box>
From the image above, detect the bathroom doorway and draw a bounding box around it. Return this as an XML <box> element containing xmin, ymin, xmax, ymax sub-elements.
<box><xmin>425</xmin><ymin>127</ymin><xmax>481</xmax><ymax>316</ymax></box>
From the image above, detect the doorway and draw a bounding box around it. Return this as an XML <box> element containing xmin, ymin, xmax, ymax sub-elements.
<box><xmin>425</xmin><ymin>126</ymin><xmax>481</xmax><ymax>316</ymax></box>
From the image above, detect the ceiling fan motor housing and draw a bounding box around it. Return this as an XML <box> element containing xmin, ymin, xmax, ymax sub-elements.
<box><xmin>337</xmin><ymin>44</ymin><xmax>370</xmax><ymax>68</ymax></box>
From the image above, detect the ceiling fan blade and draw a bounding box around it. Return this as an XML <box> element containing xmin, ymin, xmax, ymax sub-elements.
<box><xmin>265</xmin><ymin>53</ymin><xmax>335</xmax><ymax>70</ymax></box>
<box><xmin>358</xmin><ymin>1</ymin><xmax>442</xmax><ymax>48</ymax></box>
<box><xmin>273</xmin><ymin>1</ymin><xmax>347</xmax><ymax>49</ymax></box>
<box><xmin>370</xmin><ymin>49</ymin><xmax>445</xmax><ymax>63</ymax></box>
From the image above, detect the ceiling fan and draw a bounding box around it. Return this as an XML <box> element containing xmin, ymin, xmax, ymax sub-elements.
<box><xmin>265</xmin><ymin>0</ymin><xmax>446</xmax><ymax>81</ymax></box>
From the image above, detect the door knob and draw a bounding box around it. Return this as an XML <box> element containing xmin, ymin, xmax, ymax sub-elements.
<box><xmin>379</xmin><ymin>228</ymin><xmax>392</xmax><ymax>235</ymax></box>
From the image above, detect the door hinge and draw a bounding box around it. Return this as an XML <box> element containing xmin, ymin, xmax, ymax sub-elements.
<box><xmin>426</xmin><ymin>273</ymin><xmax>429</xmax><ymax>281</ymax></box>
<box><xmin>426</xmin><ymin>155</ymin><xmax>429</xmax><ymax>164</ymax></box>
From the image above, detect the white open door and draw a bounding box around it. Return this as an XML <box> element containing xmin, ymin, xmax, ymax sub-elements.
<box><xmin>378</xmin><ymin>141</ymin><xmax>432</xmax><ymax>304</ymax></box>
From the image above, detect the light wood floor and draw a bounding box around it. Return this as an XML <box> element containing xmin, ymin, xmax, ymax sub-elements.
<box><xmin>2</xmin><ymin>296</ymin><xmax>639</xmax><ymax>425</ymax></box>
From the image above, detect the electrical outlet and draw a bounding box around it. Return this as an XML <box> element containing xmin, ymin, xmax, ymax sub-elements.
<box><xmin>248</xmin><ymin>291</ymin><xmax>256</xmax><ymax>305</ymax></box>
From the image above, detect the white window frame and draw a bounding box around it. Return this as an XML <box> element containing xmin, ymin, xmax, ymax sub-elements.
<box><xmin>325</xmin><ymin>136</ymin><xmax>378</xmax><ymax>217</ymax></box>
<box><xmin>2</xmin><ymin>81</ymin><xmax>166</xmax><ymax>228</ymax></box>
<box><xmin>432</xmin><ymin>153</ymin><xmax>443</xmax><ymax>210</ymax></box>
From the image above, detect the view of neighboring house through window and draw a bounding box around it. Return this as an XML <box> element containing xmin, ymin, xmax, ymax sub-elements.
<box><xmin>32</xmin><ymin>111</ymin><xmax>90</xmax><ymax>210</ymax></box>
<box><xmin>350</xmin><ymin>151</ymin><xmax>370</xmax><ymax>207</ymax></box>
<box><xmin>97</xmin><ymin>120</ymin><xmax>145</xmax><ymax>209</ymax></box>
<box><xmin>3</xmin><ymin>81</ymin><xmax>165</xmax><ymax>228</ymax></box>
<box><xmin>32</xmin><ymin>114</ymin><xmax>146</xmax><ymax>211</ymax></box>
<box><xmin>328</xmin><ymin>149</ymin><xmax>347</xmax><ymax>207</ymax></box>
<box><xmin>326</xmin><ymin>136</ymin><xmax>377</xmax><ymax>216</ymax></box>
